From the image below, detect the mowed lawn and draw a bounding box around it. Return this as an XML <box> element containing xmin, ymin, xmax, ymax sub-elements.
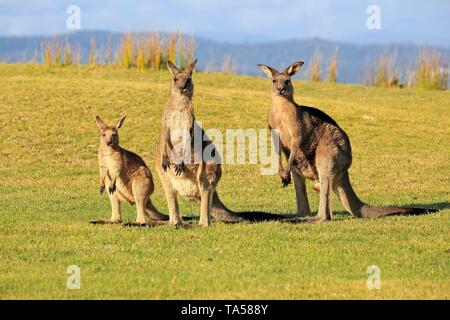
<box><xmin>0</xmin><ymin>64</ymin><xmax>449</xmax><ymax>300</ymax></box>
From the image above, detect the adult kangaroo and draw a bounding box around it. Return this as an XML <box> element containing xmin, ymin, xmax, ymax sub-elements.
<box><xmin>258</xmin><ymin>61</ymin><xmax>434</xmax><ymax>222</ymax></box>
<box><xmin>155</xmin><ymin>59</ymin><xmax>244</xmax><ymax>227</ymax></box>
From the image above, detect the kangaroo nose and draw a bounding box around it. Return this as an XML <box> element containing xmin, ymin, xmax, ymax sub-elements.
<box><xmin>279</xmin><ymin>87</ymin><xmax>286</xmax><ymax>94</ymax></box>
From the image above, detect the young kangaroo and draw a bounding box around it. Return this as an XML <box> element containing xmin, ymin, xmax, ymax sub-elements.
<box><xmin>93</xmin><ymin>115</ymin><xmax>168</xmax><ymax>225</ymax></box>
<box><xmin>155</xmin><ymin>59</ymin><xmax>243</xmax><ymax>227</ymax></box>
<box><xmin>258</xmin><ymin>61</ymin><xmax>434</xmax><ymax>221</ymax></box>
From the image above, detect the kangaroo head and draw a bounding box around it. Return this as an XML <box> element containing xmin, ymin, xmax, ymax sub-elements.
<box><xmin>96</xmin><ymin>115</ymin><xmax>126</xmax><ymax>148</ymax></box>
<box><xmin>257</xmin><ymin>61</ymin><xmax>304</xmax><ymax>98</ymax></box>
<box><xmin>167</xmin><ymin>59</ymin><xmax>197</xmax><ymax>98</ymax></box>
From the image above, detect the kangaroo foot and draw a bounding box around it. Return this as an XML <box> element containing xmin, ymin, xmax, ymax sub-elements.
<box><xmin>169</xmin><ymin>218</ymin><xmax>185</xmax><ymax>228</ymax></box>
<box><xmin>312</xmin><ymin>217</ymin><xmax>329</xmax><ymax>224</ymax></box>
<box><xmin>90</xmin><ymin>219</ymin><xmax>122</xmax><ymax>225</ymax></box>
<box><xmin>198</xmin><ymin>219</ymin><xmax>211</xmax><ymax>227</ymax></box>
<box><xmin>123</xmin><ymin>221</ymin><xmax>167</xmax><ymax>227</ymax></box>
<box><xmin>173</xmin><ymin>222</ymin><xmax>192</xmax><ymax>229</ymax></box>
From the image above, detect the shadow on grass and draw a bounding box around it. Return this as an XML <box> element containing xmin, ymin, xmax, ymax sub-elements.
<box><xmin>410</xmin><ymin>202</ymin><xmax>449</xmax><ymax>211</ymax></box>
<box><xmin>220</xmin><ymin>201</ymin><xmax>446</xmax><ymax>224</ymax></box>
<box><xmin>118</xmin><ymin>202</ymin><xmax>445</xmax><ymax>228</ymax></box>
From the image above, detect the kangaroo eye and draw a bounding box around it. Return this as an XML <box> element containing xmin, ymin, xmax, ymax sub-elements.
<box><xmin>272</xmin><ymin>80</ymin><xmax>276</xmax><ymax>83</ymax></box>
<box><xmin>102</xmin><ymin>134</ymin><xmax>105</xmax><ymax>137</ymax></box>
<box><xmin>285</xmin><ymin>80</ymin><xmax>290</xmax><ymax>85</ymax></box>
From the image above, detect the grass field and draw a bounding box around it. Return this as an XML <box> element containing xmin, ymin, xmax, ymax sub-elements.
<box><xmin>0</xmin><ymin>64</ymin><xmax>449</xmax><ymax>299</ymax></box>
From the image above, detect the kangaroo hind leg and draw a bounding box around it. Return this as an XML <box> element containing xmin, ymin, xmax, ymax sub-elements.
<box><xmin>317</xmin><ymin>174</ymin><xmax>333</xmax><ymax>222</ymax></box>
<box><xmin>292</xmin><ymin>170</ymin><xmax>311</xmax><ymax>217</ymax></box>
<box><xmin>132</xmin><ymin>180</ymin><xmax>149</xmax><ymax>225</ymax></box>
<box><xmin>109</xmin><ymin>185</ymin><xmax>122</xmax><ymax>223</ymax></box>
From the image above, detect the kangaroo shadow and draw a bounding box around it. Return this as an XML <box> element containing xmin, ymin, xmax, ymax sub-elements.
<box><xmin>122</xmin><ymin>202</ymin><xmax>446</xmax><ymax>228</ymax></box>
<box><xmin>220</xmin><ymin>201</ymin><xmax>446</xmax><ymax>225</ymax></box>
<box><xmin>404</xmin><ymin>202</ymin><xmax>449</xmax><ymax>211</ymax></box>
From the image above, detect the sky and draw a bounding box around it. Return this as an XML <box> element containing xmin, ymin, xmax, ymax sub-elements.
<box><xmin>0</xmin><ymin>0</ymin><xmax>449</xmax><ymax>46</ymax></box>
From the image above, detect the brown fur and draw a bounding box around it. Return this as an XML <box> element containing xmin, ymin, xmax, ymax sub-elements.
<box><xmin>155</xmin><ymin>60</ymin><xmax>243</xmax><ymax>227</ymax></box>
<box><xmin>258</xmin><ymin>61</ymin><xmax>435</xmax><ymax>221</ymax></box>
<box><xmin>93</xmin><ymin>115</ymin><xmax>167</xmax><ymax>225</ymax></box>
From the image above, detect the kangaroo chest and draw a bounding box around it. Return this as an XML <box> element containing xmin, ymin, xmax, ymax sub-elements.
<box><xmin>269</xmin><ymin>103</ymin><xmax>319</xmax><ymax>181</ymax></box>
<box><xmin>167</xmin><ymin>108</ymin><xmax>194</xmax><ymax>145</ymax></box>
<box><xmin>268</xmin><ymin>104</ymin><xmax>300</xmax><ymax>148</ymax></box>
<box><xmin>99</xmin><ymin>150</ymin><xmax>123</xmax><ymax>174</ymax></box>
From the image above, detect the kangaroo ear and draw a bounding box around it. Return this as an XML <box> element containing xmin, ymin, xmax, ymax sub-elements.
<box><xmin>167</xmin><ymin>60</ymin><xmax>180</xmax><ymax>78</ymax></box>
<box><xmin>185</xmin><ymin>59</ymin><xmax>198</xmax><ymax>74</ymax></box>
<box><xmin>96</xmin><ymin>115</ymin><xmax>106</xmax><ymax>130</ymax></box>
<box><xmin>257</xmin><ymin>64</ymin><xmax>278</xmax><ymax>78</ymax></box>
<box><xmin>284</xmin><ymin>61</ymin><xmax>304</xmax><ymax>77</ymax></box>
<box><xmin>116</xmin><ymin>116</ymin><xmax>126</xmax><ymax>129</ymax></box>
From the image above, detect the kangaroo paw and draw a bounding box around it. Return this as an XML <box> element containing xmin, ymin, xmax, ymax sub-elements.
<box><xmin>281</xmin><ymin>174</ymin><xmax>292</xmax><ymax>188</ymax></box>
<box><xmin>174</xmin><ymin>162</ymin><xmax>185</xmax><ymax>176</ymax></box>
<box><xmin>162</xmin><ymin>155</ymin><xmax>171</xmax><ymax>172</ymax></box>
<box><xmin>108</xmin><ymin>184</ymin><xmax>116</xmax><ymax>194</ymax></box>
<box><xmin>99</xmin><ymin>186</ymin><xmax>105</xmax><ymax>195</ymax></box>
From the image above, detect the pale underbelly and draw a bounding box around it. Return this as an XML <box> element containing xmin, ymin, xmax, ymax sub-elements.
<box><xmin>105</xmin><ymin>178</ymin><xmax>134</xmax><ymax>203</ymax></box>
<box><xmin>171</xmin><ymin>175</ymin><xmax>200</xmax><ymax>200</ymax></box>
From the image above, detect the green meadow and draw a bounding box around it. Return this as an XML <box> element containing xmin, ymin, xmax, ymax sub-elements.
<box><xmin>0</xmin><ymin>64</ymin><xmax>448</xmax><ymax>299</ymax></box>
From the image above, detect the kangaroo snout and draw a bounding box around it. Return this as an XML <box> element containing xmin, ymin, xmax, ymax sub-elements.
<box><xmin>278</xmin><ymin>87</ymin><xmax>287</xmax><ymax>95</ymax></box>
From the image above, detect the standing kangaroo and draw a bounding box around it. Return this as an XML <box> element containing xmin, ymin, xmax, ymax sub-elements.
<box><xmin>155</xmin><ymin>59</ymin><xmax>243</xmax><ymax>227</ymax></box>
<box><xmin>258</xmin><ymin>61</ymin><xmax>433</xmax><ymax>221</ymax></box>
<box><xmin>92</xmin><ymin>115</ymin><xmax>167</xmax><ymax>225</ymax></box>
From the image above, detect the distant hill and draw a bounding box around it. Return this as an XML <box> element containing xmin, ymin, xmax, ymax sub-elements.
<box><xmin>0</xmin><ymin>31</ymin><xmax>448</xmax><ymax>84</ymax></box>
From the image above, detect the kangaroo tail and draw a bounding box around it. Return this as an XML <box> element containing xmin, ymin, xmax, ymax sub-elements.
<box><xmin>334</xmin><ymin>172</ymin><xmax>437</xmax><ymax>218</ymax></box>
<box><xmin>211</xmin><ymin>192</ymin><xmax>244</xmax><ymax>222</ymax></box>
<box><xmin>145</xmin><ymin>199</ymin><xmax>169</xmax><ymax>221</ymax></box>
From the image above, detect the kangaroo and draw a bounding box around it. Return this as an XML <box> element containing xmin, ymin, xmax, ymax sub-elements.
<box><xmin>92</xmin><ymin>115</ymin><xmax>168</xmax><ymax>226</ymax></box>
<box><xmin>258</xmin><ymin>61</ymin><xmax>435</xmax><ymax>221</ymax></box>
<box><xmin>155</xmin><ymin>59</ymin><xmax>244</xmax><ymax>227</ymax></box>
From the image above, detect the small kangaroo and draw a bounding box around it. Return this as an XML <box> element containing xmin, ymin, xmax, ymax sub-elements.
<box><xmin>155</xmin><ymin>59</ymin><xmax>243</xmax><ymax>227</ymax></box>
<box><xmin>258</xmin><ymin>61</ymin><xmax>434</xmax><ymax>221</ymax></box>
<box><xmin>93</xmin><ymin>115</ymin><xmax>167</xmax><ymax>225</ymax></box>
